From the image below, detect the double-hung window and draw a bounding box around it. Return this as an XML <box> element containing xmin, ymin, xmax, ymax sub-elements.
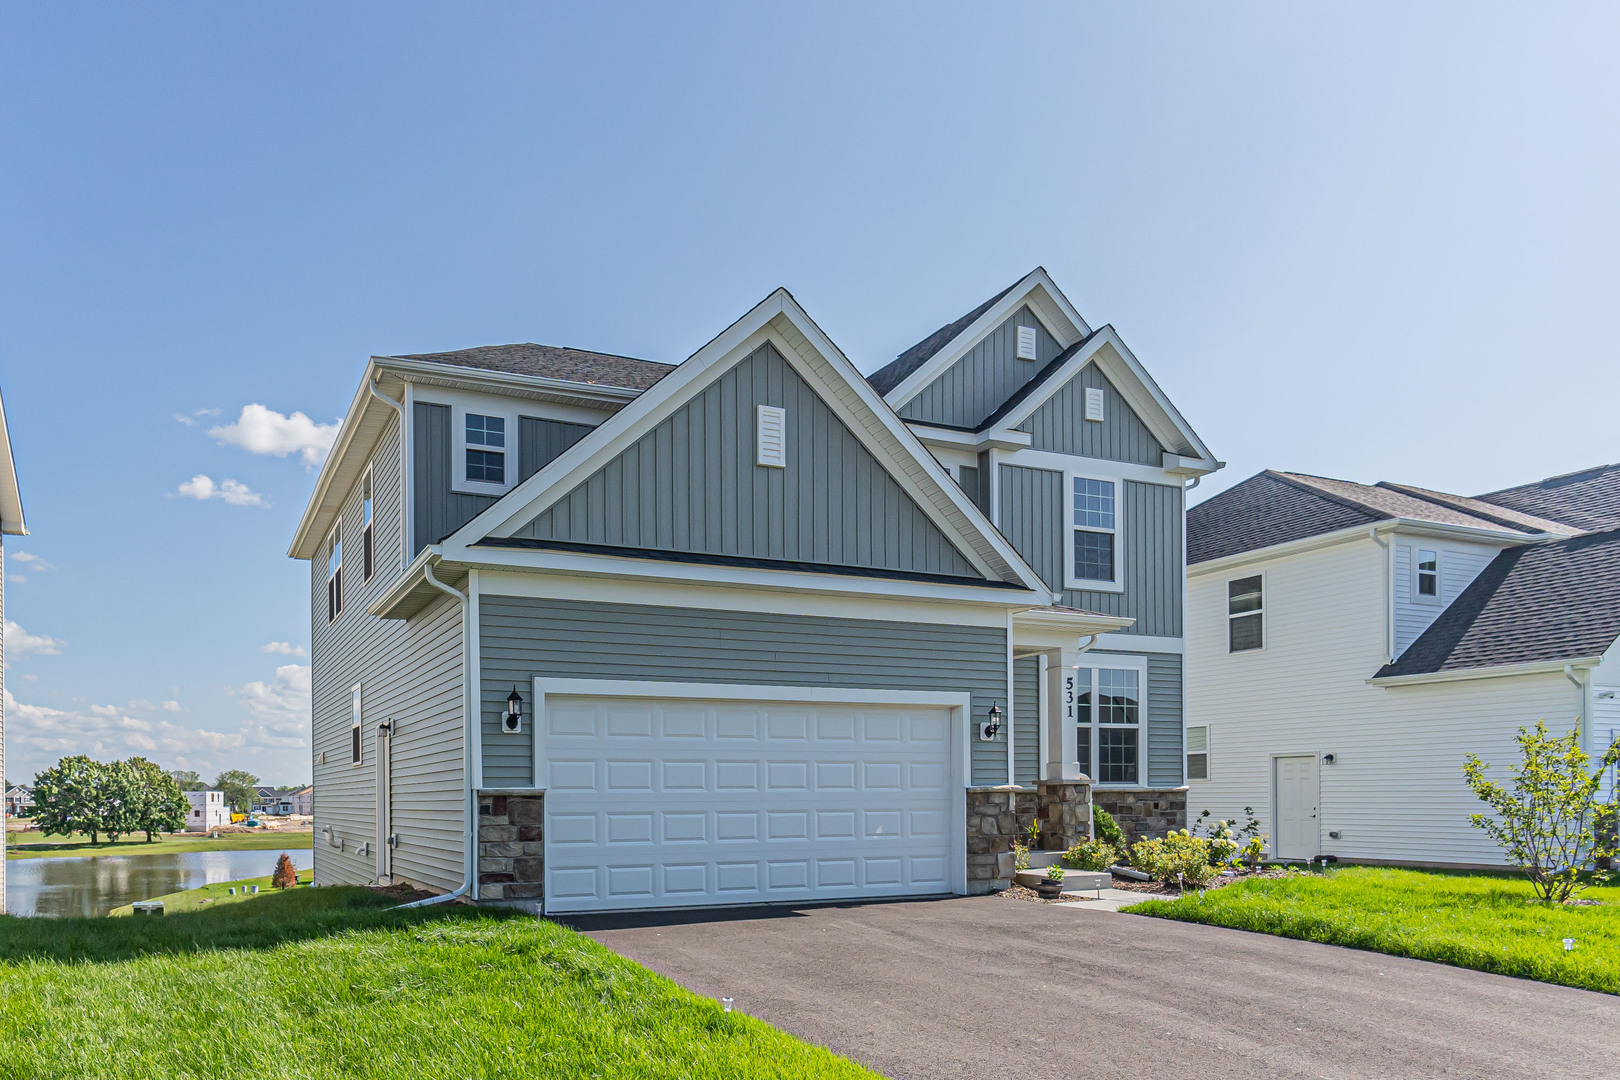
<box><xmin>326</xmin><ymin>524</ymin><xmax>343</xmax><ymax>622</ymax></box>
<box><xmin>350</xmin><ymin>684</ymin><xmax>363</xmax><ymax>766</ymax></box>
<box><xmin>466</xmin><ymin>414</ymin><xmax>506</xmax><ymax>484</ymax></box>
<box><xmin>1186</xmin><ymin>725</ymin><xmax>1210</xmax><ymax>781</ymax></box>
<box><xmin>452</xmin><ymin>403</ymin><xmax>519</xmax><ymax>496</ymax></box>
<box><xmin>1414</xmin><ymin>549</ymin><xmax>1439</xmax><ymax>603</ymax></box>
<box><xmin>1069</xmin><ymin>476</ymin><xmax>1120</xmax><ymax>589</ymax></box>
<box><xmin>1228</xmin><ymin>575</ymin><xmax>1263</xmax><ymax>652</ymax></box>
<box><xmin>361</xmin><ymin>469</ymin><xmax>374</xmax><ymax>581</ymax></box>
<box><xmin>1074</xmin><ymin>664</ymin><xmax>1143</xmax><ymax>786</ymax></box>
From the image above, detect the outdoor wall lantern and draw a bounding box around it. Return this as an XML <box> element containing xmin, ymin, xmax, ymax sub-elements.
<box><xmin>979</xmin><ymin>701</ymin><xmax>1003</xmax><ymax>742</ymax></box>
<box><xmin>503</xmin><ymin>686</ymin><xmax>524</xmax><ymax>734</ymax></box>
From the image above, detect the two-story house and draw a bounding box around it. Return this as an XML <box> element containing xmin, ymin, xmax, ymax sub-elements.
<box><xmin>1185</xmin><ymin>467</ymin><xmax>1620</xmax><ymax>867</ymax></box>
<box><xmin>0</xmin><ymin>383</ymin><xmax>27</xmax><ymax>914</ymax></box>
<box><xmin>290</xmin><ymin>269</ymin><xmax>1218</xmax><ymax>913</ymax></box>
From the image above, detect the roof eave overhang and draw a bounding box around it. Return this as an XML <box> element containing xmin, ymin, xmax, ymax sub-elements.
<box><xmin>371</xmin><ymin>356</ymin><xmax>645</xmax><ymax>407</ymax></box>
<box><xmin>1369</xmin><ymin>656</ymin><xmax>1604</xmax><ymax>687</ymax></box>
<box><xmin>1189</xmin><ymin>517</ymin><xmax>1549</xmax><ymax>577</ymax></box>
<box><xmin>1012</xmin><ymin>609</ymin><xmax>1135</xmax><ymax>648</ymax></box>
<box><xmin>0</xmin><ymin>387</ymin><xmax>27</xmax><ymax>536</ymax></box>
<box><xmin>907</xmin><ymin>422</ymin><xmax>1031</xmax><ymax>452</ymax></box>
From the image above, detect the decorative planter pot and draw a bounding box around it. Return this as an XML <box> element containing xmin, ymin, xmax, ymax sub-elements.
<box><xmin>1034</xmin><ymin>880</ymin><xmax>1063</xmax><ymax>899</ymax></box>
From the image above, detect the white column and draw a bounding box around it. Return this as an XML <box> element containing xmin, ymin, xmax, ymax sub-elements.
<box><xmin>1045</xmin><ymin>645</ymin><xmax>1085</xmax><ymax>781</ymax></box>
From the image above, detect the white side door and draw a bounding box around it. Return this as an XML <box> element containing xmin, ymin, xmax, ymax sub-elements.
<box><xmin>1273</xmin><ymin>754</ymin><xmax>1319</xmax><ymax>861</ymax></box>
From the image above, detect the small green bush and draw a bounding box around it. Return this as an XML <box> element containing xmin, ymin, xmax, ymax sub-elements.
<box><xmin>1131</xmin><ymin>829</ymin><xmax>1221</xmax><ymax>889</ymax></box>
<box><xmin>1093</xmin><ymin>807</ymin><xmax>1125</xmax><ymax>849</ymax></box>
<box><xmin>1012</xmin><ymin>841</ymin><xmax>1030</xmax><ymax>872</ymax></box>
<box><xmin>1045</xmin><ymin>864</ymin><xmax>1065</xmax><ymax>882</ymax></box>
<box><xmin>1061</xmin><ymin>839</ymin><xmax>1118</xmax><ymax>871</ymax></box>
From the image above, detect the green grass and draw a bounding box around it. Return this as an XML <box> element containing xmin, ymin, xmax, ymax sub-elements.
<box><xmin>1125</xmin><ymin>866</ymin><xmax>1620</xmax><ymax>994</ymax></box>
<box><xmin>107</xmin><ymin>869</ymin><xmax>315</xmax><ymax>915</ymax></box>
<box><xmin>6</xmin><ymin>830</ymin><xmax>313</xmax><ymax>859</ymax></box>
<box><xmin>0</xmin><ymin>886</ymin><xmax>877</xmax><ymax>1079</ymax></box>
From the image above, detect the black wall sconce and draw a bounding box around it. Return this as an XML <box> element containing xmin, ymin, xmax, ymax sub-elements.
<box><xmin>503</xmin><ymin>686</ymin><xmax>523</xmax><ymax>734</ymax></box>
<box><xmin>979</xmin><ymin>701</ymin><xmax>1003</xmax><ymax>742</ymax></box>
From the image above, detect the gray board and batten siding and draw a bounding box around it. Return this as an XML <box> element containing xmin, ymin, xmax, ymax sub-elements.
<box><xmin>412</xmin><ymin>402</ymin><xmax>595</xmax><ymax>556</ymax></box>
<box><xmin>998</xmin><ymin>464</ymin><xmax>1184</xmax><ymax>638</ymax></box>
<box><xmin>478</xmin><ymin>595</ymin><xmax>1014</xmax><ymax>787</ymax></box>
<box><xmin>1013</xmin><ymin>655</ymin><xmax>1039</xmax><ymax>785</ymax></box>
<box><xmin>897</xmin><ymin>306</ymin><xmax>1065</xmax><ymax>430</ymax></box>
<box><xmin>312</xmin><ymin>415</ymin><xmax>467</xmax><ymax>892</ymax></box>
<box><xmin>513</xmin><ymin>342</ymin><xmax>981</xmax><ymax>579</ymax></box>
<box><xmin>1017</xmin><ymin>363</ymin><xmax>1166</xmax><ymax>465</ymax></box>
<box><xmin>1145</xmin><ymin>653</ymin><xmax>1184</xmax><ymax>788</ymax></box>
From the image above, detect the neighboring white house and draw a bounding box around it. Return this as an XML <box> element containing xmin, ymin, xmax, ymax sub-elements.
<box><xmin>5</xmin><ymin>785</ymin><xmax>34</xmax><ymax>817</ymax></box>
<box><xmin>0</xmin><ymin>382</ymin><xmax>28</xmax><ymax>914</ymax></box>
<box><xmin>288</xmin><ymin>785</ymin><xmax>313</xmax><ymax>816</ymax></box>
<box><xmin>1185</xmin><ymin>467</ymin><xmax>1620</xmax><ymax>867</ymax></box>
<box><xmin>185</xmin><ymin>790</ymin><xmax>231</xmax><ymax>832</ymax></box>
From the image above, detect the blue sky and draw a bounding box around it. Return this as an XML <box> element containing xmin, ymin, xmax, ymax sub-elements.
<box><xmin>2</xmin><ymin>4</ymin><xmax>1616</xmax><ymax>785</ymax></box>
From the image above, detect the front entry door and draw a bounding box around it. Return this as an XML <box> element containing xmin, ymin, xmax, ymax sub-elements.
<box><xmin>1273</xmin><ymin>754</ymin><xmax>1319</xmax><ymax>861</ymax></box>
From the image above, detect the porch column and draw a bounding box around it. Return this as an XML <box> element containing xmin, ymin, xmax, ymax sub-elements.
<box><xmin>1044</xmin><ymin>644</ymin><xmax>1085</xmax><ymax>782</ymax></box>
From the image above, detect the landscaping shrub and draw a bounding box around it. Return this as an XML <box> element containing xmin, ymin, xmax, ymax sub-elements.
<box><xmin>272</xmin><ymin>853</ymin><xmax>299</xmax><ymax>890</ymax></box>
<box><xmin>1061</xmin><ymin>839</ymin><xmax>1117</xmax><ymax>871</ymax></box>
<box><xmin>1131</xmin><ymin>830</ymin><xmax>1221</xmax><ymax>889</ymax></box>
<box><xmin>1092</xmin><ymin>807</ymin><xmax>1125</xmax><ymax>849</ymax></box>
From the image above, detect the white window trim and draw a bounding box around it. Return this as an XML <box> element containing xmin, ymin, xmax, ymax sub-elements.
<box><xmin>350</xmin><ymin>683</ymin><xmax>364</xmax><ymax>767</ymax></box>
<box><xmin>1186</xmin><ymin>724</ymin><xmax>1210</xmax><ymax>782</ymax></box>
<box><xmin>326</xmin><ymin>522</ymin><xmax>343</xmax><ymax>622</ymax></box>
<box><xmin>452</xmin><ymin>402</ymin><xmax>520</xmax><ymax>497</ymax></box>
<box><xmin>1227</xmin><ymin>571</ymin><xmax>1265</xmax><ymax>654</ymax></box>
<box><xmin>360</xmin><ymin>464</ymin><xmax>375</xmax><ymax>582</ymax></box>
<box><xmin>1064</xmin><ymin>470</ymin><xmax>1125</xmax><ymax>593</ymax></box>
<box><xmin>1412</xmin><ymin>547</ymin><xmax>1442</xmax><ymax>606</ymax></box>
<box><xmin>1074</xmin><ymin>654</ymin><xmax>1149</xmax><ymax>789</ymax></box>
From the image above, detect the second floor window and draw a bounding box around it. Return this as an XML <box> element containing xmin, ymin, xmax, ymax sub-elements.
<box><xmin>466</xmin><ymin>413</ymin><xmax>507</xmax><ymax>485</ymax></box>
<box><xmin>326</xmin><ymin>524</ymin><xmax>343</xmax><ymax>622</ymax></box>
<box><xmin>1228</xmin><ymin>575</ymin><xmax>1263</xmax><ymax>652</ymax></box>
<box><xmin>1415</xmin><ymin>549</ymin><xmax>1439</xmax><ymax>601</ymax></box>
<box><xmin>1072</xmin><ymin>476</ymin><xmax>1117</xmax><ymax>585</ymax></box>
<box><xmin>361</xmin><ymin>470</ymin><xmax>374</xmax><ymax>581</ymax></box>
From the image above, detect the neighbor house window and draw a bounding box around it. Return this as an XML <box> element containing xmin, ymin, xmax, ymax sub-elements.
<box><xmin>1075</xmin><ymin>665</ymin><xmax>1142</xmax><ymax>786</ymax></box>
<box><xmin>1228</xmin><ymin>575</ymin><xmax>1263</xmax><ymax>652</ymax></box>
<box><xmin>361</xmin><ymin>469</ymin><xmax>374</xmax><ymax>581</ymax></box>
<box><xmin>350</xmin><ymin>684</ymin><xmax>363</xmax><ymax>766</ymax></box>
<box><xmin>1071</xmin><ymin>476</ymin><xmax>1118</xmax><ymax>586</ymax></box>
<box><xmin>1415</xmin><ymin>549</ymin><xmax>1439</xmax><ymax>602</ymax></box>
<box><xmin>326</xmin><ymin>524</ymin><xmax>343</xmax><ymax>622</ymax></box>
<box><xmin>1187</xmin><ymin>725</ymin><xmax>1209</xmax><ymax>781</ymax></box>
<box><xmin>465</xmin><ymin>413</ymin><xmax>507</xmax><ymax>484</ymax></box>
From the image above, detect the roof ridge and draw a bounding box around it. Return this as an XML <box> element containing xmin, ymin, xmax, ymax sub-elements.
<box><xmin>1266</xmin><ymin>470</ymin><xmax>1390</xmax><ymax>520</ymax></box>
<box><xmin>1480</xmin><ymin>461</ymin><xmax>1620</xmax><ymax>496</ymax></box>
<box><xmin>1373</xmin><ymin>480</ymin><xmax>1556</xmax><ymax>535</ymax></box>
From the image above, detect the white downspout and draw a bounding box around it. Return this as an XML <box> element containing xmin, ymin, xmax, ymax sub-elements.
<box><xmin>1006</xmin><ymin>612</ymin><xmax>1015</xmax><ymax>785</ymax></box>
<box><xmin>397</xmin><ymin>559</ymin><xmax>476</xmax><ymax>909</ymax></box>
<box><xmin>1565</xmin><ymin>664</ymin><xmax>1591</xmax><ymax>751</ymax></box>
<box><xmin>1370</xmin><ymin>528</ymin><xmax>1393</xmax><ymax>666</ymax></box>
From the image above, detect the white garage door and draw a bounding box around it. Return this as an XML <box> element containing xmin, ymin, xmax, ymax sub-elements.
<box><xmin>535</xmin><ymin>680</ymin><xmax>965</xmax><ymax>914</ymax></box>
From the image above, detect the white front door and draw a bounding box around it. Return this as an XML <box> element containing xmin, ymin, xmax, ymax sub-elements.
<box><xmin>536</xmin><ymin>681</ymin><xmax>964</xmax><ymax>914</ymax></box>
<box><xmin>1273</xmin><ymin>754</ymin><xmax>1319</xmax><ymax>861</ymax></box>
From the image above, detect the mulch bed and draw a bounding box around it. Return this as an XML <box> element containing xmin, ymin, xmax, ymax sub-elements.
<box><xmin>364</xmin><ymin>882</ymin><xmax>444</xmax><ymax>905</ymax></box>
<box><xmin>995</xmin><ymin>884</ymin><xmax>1089</xmax><ymax>904</ymax></box>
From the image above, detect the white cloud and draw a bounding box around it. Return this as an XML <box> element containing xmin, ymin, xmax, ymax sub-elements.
<box><xmin>231</xmin><ymin>664</ymin><xmax>311</xmax><ymax>751</ymax></box>
<box><xmin>175</xmin><ymin>474</ymin><xmax>268</xmax><ymax>507</ymax></box>
<box><xmin>261</xmin><ymin>641</ymin><xmax>307</xmax><ymax>657</ymax></box>
<box><xmin>5</xmin><ymin>619</ymin><xmax>64</xmax><ymax>656</ymax></box>
<box><xmin>173</xmin><ymin>407</ymin><xmax>222</xmax><ymax>427</ymax></box>
<box><xmin>209</xmin><ymin>404</ymin><xmax>339</xmax><ymax>469</ymax></box>
<box><xmin>10</xmin><ymin>552</ymin><xmax>51</xmax><ymax>570</ymax></box>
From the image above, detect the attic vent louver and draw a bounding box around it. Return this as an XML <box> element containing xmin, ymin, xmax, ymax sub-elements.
<box><xmin>756</xmin><ymin>404</ymin><xmax>786</xmax><ymax>468</ymax></box>
<box><xmin>1016</xmin><ymin>325</ymin><xmax>1038</xmax><ymax>360</ymax></box>
<box><xmin>1084</xmin><ymin>387</ymin><xmax>1106</xmax><ymax>422</ymax></box>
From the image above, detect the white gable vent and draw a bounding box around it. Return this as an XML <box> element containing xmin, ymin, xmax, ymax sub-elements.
<box><xmin>1016</xmin><ymin>325</ymin><xmax>1038</xmax><ymax>361</ymax></box>
<box><xmin>756</xmin><ymin>404</ymin><xmax>786</xmax><ymax>468</ymax></box>
<box><xmin>1084</xmin><ymin>386</ymin><xmax>1106</xmax><ymax>422</ymax></box>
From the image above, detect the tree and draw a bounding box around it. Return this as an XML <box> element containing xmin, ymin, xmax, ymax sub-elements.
<box><xmin>31</xmin><ymin>756</ymin><xmax>109</xmax><ymax>843</ymax></box>
<box><xmin>213</xmin><ymin>770</ymin><xmax>260</xmax><ymax>814</ymax></box>
<box><xmin>126</xmin><ymin>758</ymin><xmax>189</xmax><ymax>841</ymax></box>
<box><xmin>97</xmin><ymin>759</ymin><xmax>142</xmax><ymax>843</ymax></box>
<box><xmin>272</xmin><ymin>852</ymin><xmax>299</xmax><ymax>890</ymax></box>
<box><xmin>1463</xmin><ymin>720</ymin><xmax>1620</xmax><ymax>903</ymax></box>
<box><xmin>170</xmin><ymin>770</ymin><xmax>205</xmax><ymax>792</ymax></box>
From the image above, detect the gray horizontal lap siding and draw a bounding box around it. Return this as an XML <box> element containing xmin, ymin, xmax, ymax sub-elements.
<box><xmin>899</xmin><ymin>306</ymin><xmax>1064</xmax><ymax>429</ymax></box>
<box><xmin>1017</xmin><ymin>364</ymin><xmax>1165</xmax><ymax>466</ymax></box>
<box><xmin>514</xmin><ymin>342</ymin><xmax>977</xmax><ymax>577</ymax></box>
<box><xmin>998</xmin><ymin>465</ymin><xmax>1183</xmax><ymax>637</ymax></box>
<box><xmin>412</xmin><ymin>403</ymin><xmax>594</xmax><ymax>556</ymax></box>
<box><xmin>313</xmin><ymin>415</ymin><xmax>466</xmax><ymax>892</ymax></box>
<box><xmin>1013</xmin><ymin>655</ymin><xmax>1040</xmax><ymax>785</ymax></box>
<box><xmin>479</xmin><ymin>596</ymin><xmax>1012</xmax><ymax>786</ymax></box>
<box><xmin>1146</xmin><ymin>653</ymin><xmax>1183</xmax><ymax>788</ymax></box>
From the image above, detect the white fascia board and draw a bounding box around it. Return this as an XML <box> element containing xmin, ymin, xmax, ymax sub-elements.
<box><xmin>289</xmin><ymin>360</ymin><xmax>390</xmax><ymax>560</ymax></box>
<box><xmin>371</xmin><ymin>356</ymin><xmax>642</xmax><ymax>408</ymax></box>
<box><xmin>1002</xmin><ymin>448</ymin><xmax>1184</xmax><ymax>489</ymax></box>
<box><xmin>534</xmin><ymin>676</ymin><xmax>973</xmax><ymax>712</ymax></box>
<box><xmin>1385</xmin><ymin>519</ymin><xmax>1552</xmax><ymax>546</ymax></box>
<box><xmin>1091</xmin><ymin>632</ymin><xmax>1184</xmax><ymax>654</ymax></box>
<box><xmin>881</xmin><ymin>269</ymin><xmax>1091</xmax><ymax>410</ymax></box>
<box><xmin>366</xmin><ymin>544</ymin><xmax>440</xmax><ymax>618</ymax></box>
<box><xmin>1369</xmin><ymin>657</ymin><xmax>1603</xmax><ymax>687</ymax></box>
<box><xmin>908</xmin><ymin>422</ymin><xmax>1031</xmax><ymax>452</ymax></box>
<box><xmin>1164</xmin><ymin>453</ymin><xmax>1223</xmax><ymax>478</ymax></box>
<box><xmin>1188</xmin><ymin>521</ymin><xmax>1398</xmax><ymax>578</ymax></box>
<box><xmin>0</xmin><ymin>386</ymin><xmax>25</xmax><ymax>535</ymax></box>
<box><xmin>445</xmin><ymin>288</ymin><xmax>1052</xmax><ymax>597</ymax></box>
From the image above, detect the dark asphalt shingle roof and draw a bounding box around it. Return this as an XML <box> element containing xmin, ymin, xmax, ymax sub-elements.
<box><xmin>1478</xmin><ymin>463</ymin><xmax>1620</xmax><ymax>532</ymax></box>
<box><xmin>387</xmin><ymin>343</ymin><xmax>675</xmax><ymax>391</ymax></box>
<box><xmin>866</xmin><ymin>278</ymin><xmax>1022</xmax><ymax>395</ymax></box>
<box><xmin>1376</xmin><ymin>527</ymin><xmax>1620</xmax><ymax>677</ymax></box>
<box><xmin>1188</xmin><ymin>470</ymin><xmax>1568</xmax><ymax>565</ymax></box>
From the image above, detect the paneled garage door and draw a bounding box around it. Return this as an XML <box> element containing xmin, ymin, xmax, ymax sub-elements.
<box><xmin>535</xmin><ymin>680</ymin><xmax>966</xmax><ymax>914</ymax></box>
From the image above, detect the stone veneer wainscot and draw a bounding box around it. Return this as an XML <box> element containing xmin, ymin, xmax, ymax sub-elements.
<box><xmin>476</xmin><ymin>789</ymin><xmax>545</xmax><ymax>903</ymax></box>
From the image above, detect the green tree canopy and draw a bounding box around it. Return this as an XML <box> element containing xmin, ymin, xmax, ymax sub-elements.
<box><xmin>169</xmin><ymin>770</ymin><xmax>205</xmax><ymax>792</ymax></box>
<box><xmin>32</xmin><ymin>756</ymin><xmax>109</xmax><ymax>843</ymax></box>
<box><xmin>213</xmin><ymin>770</ymin><xmax>260</xmax><ymax>814</ymax></box>
<box><xmin>127</xmin><ymin>757</ymin><xmax>189</xmax><ymax>841</ymax></box>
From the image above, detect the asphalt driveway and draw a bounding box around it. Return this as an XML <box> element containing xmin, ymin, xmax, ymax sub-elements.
<box><xmin>577</xmin><ymin>895</ymin><xmax>1616</xmax><ymax>1080</ymax></box>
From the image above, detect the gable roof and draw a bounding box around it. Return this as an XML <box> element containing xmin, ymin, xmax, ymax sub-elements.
<box><xmin>0</xmin><ymin>383</ymin><xmax>25</xmax><ymax>536</ymax></box>
<box><xmin>1376</xmin><ymin>526</ymin><xmax>1620</xmax><ymax>678</ymax></box>
<box><xmin>442</xmin><ymin>288</ymin><xmax>1054</xmax><ymax>597</ymax></box>
<box><xmin>867</xmin><ymin>277</ymin><xmax>1022</xmax><ymax>394</ymax></box>
<box><xmin>384</xmin><ymin>343</ymin><xmax>674</xmax><ymax>391</ymax></box>
<box><xmin>1188</xmin><ymin>470</ymin><xmax>1567</xmax><ymax>565</ymax></box>
<box><xmin>1478</xmin><ymin>463</ymin><xmax>1620</xmax><ymax>533</ymax></box>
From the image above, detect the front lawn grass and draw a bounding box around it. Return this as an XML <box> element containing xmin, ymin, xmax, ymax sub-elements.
<box><xmin>6</xmin><ymin>829</ymin><xmax>313</xmax><ymax>859</ymax></box>
<box><xmin>0</xmin><ymin>885</ymin><xmax>876</xmax><ymax>1079</ymax></box>
<box><xmin>107</xmin><ymin>869</ymin><xmax>314</xmax><ymax>915</ymax></box>
<box><xmin>1125</xmin><ymin>866</ymin><xmax>1620</xmax><ymax>994</ymax></box>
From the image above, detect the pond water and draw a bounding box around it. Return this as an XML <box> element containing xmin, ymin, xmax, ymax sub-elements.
<box><xmin>6</xmin><ymin>847</ymin><xmax>316</xmax><ymax>918</ymax></box>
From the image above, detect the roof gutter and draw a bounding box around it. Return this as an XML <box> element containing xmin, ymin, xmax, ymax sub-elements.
<box><xmin>1369</xmin><ymin>656</ymin><xmax>1603</xmax><ymax>687</ymax></box>
<box><xmin>395</xmin><ymin>559</ymin><xmax>477</xmax><ymax>909</ymax></box>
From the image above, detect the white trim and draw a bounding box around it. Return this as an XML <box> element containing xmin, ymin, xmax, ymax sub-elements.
<box><xmin>402</xmin><ymin>381</ymin><xmax>415</xmax><ymax>569</ymax></box>
<box><xmin>1090</xmin><ymin>633</ymin><xmax>1185</xmax><ymax>655</ymax></box>
<box><xmin>468</xmin><ymin>569</ymin><xmax>483</xmax><ymax>789</ymax></box>
<box><xmin>1226</xmin><ymin>570</ymin><xmax>1265</xmax><ymax>654</ymax></box>
<box><xmin>755</xmin><ymin>404</ymin><xmax>786</xmax><ymax>468</ymax></box>
<box><xmin>1074</xmin><ymin>654</ymin><xmax>1150</xmax><ymax>789</ymax></box>
<box><xmin>1370</xmin><ymin>657</ymin><xmax>1602</xmax><ymax>687</ymax></box>
<box><xmin>450</xmin><ymin>402</ymin><xmax>519</xmax><ymax>498</ymax></box>
<box><xmin>350</xmin><ymin>683</ymin><xmax>364</xmax><ymax>767</ymax></box>
<box><xmin>0</xmin><ymin>386</ymin><xmax>26</xmax><ymax>535</ymax></box>
<box><xmin>326</xmin><ymin>521</ymin><xmax>344</xmax><ymax>622</ymax></box>
<box><xmin>1189</xmin><ymin>518</ymin><xmax>1542</xmax><ymax>578</ymax></box>
<box><xmin>907</xmin><ymin>423</ymin><xmax>1030</xmax><ymax>453</ymax></box>
<box><xmin>1411</xmin><ymin>546</ymin><xmax>1442</xmax><ymax>606</ymax></box>
<box><xmin>531</xmin><ymin>677</ymin><xmax>973</xmax><ymax>901</ymax></box>
<box><xmin>1006</xmin><ymin>613</ymin><xmax>1015</xmax><ymax>783</ymax></box>
<box><xmin>1185</xmin><ymin>723</ymin><xmax>1210</xmax><ymax>782</ymax></box>
<box><xmin>1065</xmin><ymin>471</ymin><xmax>1125</xmax><ymax>593</ymax></box>
<box><xmin>360</xmin><ymin>463</ymin><xmax>375</xmax><ymax>582</ymax></box>
<box><xmin>374</xmin><ymin>355</ymin><xmax>642</xmax><ymax>409</ymax></box>
<box><xmin>1002</xmin><ymin>447</ymin><xmax>1182</xmax><ymax>488</ymax></box>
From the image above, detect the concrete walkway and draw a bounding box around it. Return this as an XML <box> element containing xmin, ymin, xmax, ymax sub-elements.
<box><xmin>578</xmin><ymin>895</ymin><xmax>1616</xmax><ymax>1080</ymax></box>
